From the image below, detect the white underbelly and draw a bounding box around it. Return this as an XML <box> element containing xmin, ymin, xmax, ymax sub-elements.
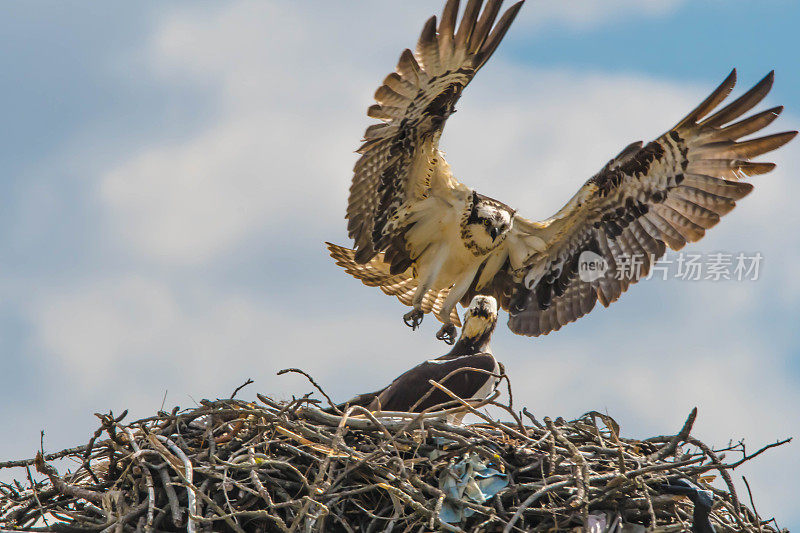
<box><xmin>404</xmin><ymin>193</ymin><xmax>484</xmax><ymax>291</ymax></box>
<box><xmin>417</xmin><ymin>240</ymin><xmax>482</xmax><ymax>290</ymax></box>
<box><xmin>471</xmin><ymin>358</ymin><xmax>500</xmax><ymax>401</ymax></box>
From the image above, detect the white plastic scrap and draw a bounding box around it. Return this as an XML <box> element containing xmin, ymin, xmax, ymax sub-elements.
<box><xmin>588</xmin><ymin>511</ymin><xmax>646</xmax><ymax>533</ymax></box>
<box><xmin>437</xmin><ymin>452</ymin><xmax>509</xmax><ymax>523</ymax></box>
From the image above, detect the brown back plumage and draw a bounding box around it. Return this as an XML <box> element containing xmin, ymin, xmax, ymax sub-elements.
<box><xmin>346</xmin><ymin>0</ymin><xmax>525</xmax><ymax>265</ymax></box>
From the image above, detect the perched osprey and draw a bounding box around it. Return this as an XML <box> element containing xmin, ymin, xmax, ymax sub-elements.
<box><xmin>330</xmin><ymin>0</ymin><xmax>796</xmax><ymax>343</ymax></box>
<box><xmin>333</xmin><ymin>295</ymin><xmax>501</xmax><ymax>415</ymax></box>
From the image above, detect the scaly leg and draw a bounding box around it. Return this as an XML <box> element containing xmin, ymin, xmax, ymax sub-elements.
<box><xmin>403</xmin><ymin>280</ymin><xmax>430</xmax><ymax>330</ymax></box>
<box><xmin>404</xmin><ymin>244</ymin><xmax>449</xmax><ymax>332</ymax></box>
<box><xmin>435</xmin><ymin>265</ymin><xmax>480</xmax><ymax>345</ymax></box>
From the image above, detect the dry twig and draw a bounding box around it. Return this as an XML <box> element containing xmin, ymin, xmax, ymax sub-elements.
<box><xmin>0</xmin><ymin>376</ymin><xmax>789</xmax><ymax>532</ymax></box>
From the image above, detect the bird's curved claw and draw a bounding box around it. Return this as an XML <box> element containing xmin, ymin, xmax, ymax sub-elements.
<box><xmin>403</xmin><ymin>309</ymin><xmax>424</xmax><ymax>330</ymax></box>
<box><xmin>436</xmin><ymin>324</ymin><xmax>457</xmax><ymax>345</ymax></box>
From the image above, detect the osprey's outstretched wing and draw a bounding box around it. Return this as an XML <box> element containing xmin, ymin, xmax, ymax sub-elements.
<box><xmin>498</xmin><ymin>70</ymin><xmax>796</xmax><ymax>336</ymax></box>
<box><xmin>347</xmin><ymin>0</ymin><xmax>524</xmax><ymax>270</ymax></box>
<box><xmin>327</xmin><ymin>243</ymin><xmax>462</xmax><ymax>326</ymax></box>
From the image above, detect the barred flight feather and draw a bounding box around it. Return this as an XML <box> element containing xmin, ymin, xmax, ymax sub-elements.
<box><xmin>346</xmin><ymin>0</ymin><xmax>525</xmax><ymax>268</ymax></box>
<box><xmin>330</xmin><ymin>1</ymin><xmax>795</xmax><ymax>341</ymax></box>
<box><xmin>508</xmin><ymin>69</ymin><xmax>795</xmax><ymax>336</ymax></box>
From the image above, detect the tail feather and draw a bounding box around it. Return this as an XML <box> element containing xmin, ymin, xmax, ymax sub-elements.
<box><xmin>323</xmin><ymin>389</ymin><xmax>383</xmax><ymax>415</ymax></box>
<box><xmin>326</xmin><ymin>242</ymin><xmax>461</xmax><ymax>326</ymax></box>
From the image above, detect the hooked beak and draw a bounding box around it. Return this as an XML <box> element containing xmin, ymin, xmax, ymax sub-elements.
<box><xmin>469</xmin><ymin>300</ymin><xmax>496</xmax><ymax>320</ymax></box>
<box><xmin>470</xmin><ymin>306</ymin><xmax>490</xmax><ymax>319</ymax></box>
<box><xmin>489</xmin><ymin>227</ymin><xmax>498</xmax><ymax>241</ymax></box>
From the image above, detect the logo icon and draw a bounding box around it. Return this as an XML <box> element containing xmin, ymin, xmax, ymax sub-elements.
<box><xmin>578</xmin><ymin>251</ymin><xmax>608</xmax><ymax>282</ymax></box>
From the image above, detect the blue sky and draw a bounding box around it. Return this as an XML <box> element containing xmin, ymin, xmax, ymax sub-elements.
<box><xmin>1</xmin><ymin>1</ymin><xmax>798</xmax><ymax>528</ymax></box>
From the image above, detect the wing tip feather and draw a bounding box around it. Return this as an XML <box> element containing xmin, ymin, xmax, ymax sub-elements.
<box><xmin>676</xmin><ymin>68</ymin><xmax>737</xmax><ymax>129</ymax></box>
<box><xmin>473</xmin><ymin>0</ymin><xmax>524</xmax><ymax>68</ymax></box>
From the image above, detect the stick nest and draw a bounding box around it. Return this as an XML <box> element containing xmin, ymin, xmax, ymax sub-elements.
<box><xmin>0</xmin><ymin>381</ymin><xmax>791</xmax><ymax>532</ymax></box>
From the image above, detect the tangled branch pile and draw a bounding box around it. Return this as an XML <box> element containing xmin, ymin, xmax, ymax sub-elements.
<box><xmin>0</xmin><ymin>384</ymin><xmax>790</xmax><ymax>532</ymax></box>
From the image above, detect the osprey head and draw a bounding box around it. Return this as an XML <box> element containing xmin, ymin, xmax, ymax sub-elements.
<box><xmin>463</xmin><ymin>192</ymin><xmax>513</xmax><ymax>253</ymax></box>
<box><xmin>461</xmin><ymin>295</ymin><xmax>498</xmax><ymax>341</ymax></box>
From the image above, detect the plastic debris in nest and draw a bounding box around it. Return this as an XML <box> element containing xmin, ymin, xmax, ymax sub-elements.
<box><xmin>0</xmin><ymin>376</ymin><xmax>792</xmax><ymax>532</ymax></box>
<box><xmin>657</xmin><ymin>478</ymin><xmax>715</xmax><ymax>533</ymax></box>
<box><xmin>583</xmin><ymin>478</ymin><xmax>714</xmax><ymax>533</ymax></box>
<box><xmin>438</xmin><ymin>452</ymin><xmax>509</xmax><ymax>523</ymax></box>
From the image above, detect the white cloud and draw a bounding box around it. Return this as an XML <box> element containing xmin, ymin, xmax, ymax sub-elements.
<box><xmin>440</xmin><ymin>67</ymin><xmax>704</xmax><ymax>217</ymax></box>
<box><xmin>14</xmin><ymin>0</ymin><xmax>800</xmax><ymax>527</ymax></box>
<box><xmin>499</xmin><ymin>316</ymin><xmax>800</xmax><ymax>522</ymax></box>
<box><xmin>520</xmin><ymin>0</ymin><xmax>685</xmax><ymax>30</ymax></box>
<box><xmin>31</xmin><ymin>275</ymin><xmax>440</xmax><ymax>404</ymax></box>
<box><xmin>98</xmin><ymin>1</ymin><xmax>694</xmax><ymax>264</ymax></box>
<box><xmin>30</xmin><ymin>273</ymin><xmax>800</xmax><ymax>522</ymax></box>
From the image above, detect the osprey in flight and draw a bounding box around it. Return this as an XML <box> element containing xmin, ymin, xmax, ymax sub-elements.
<box><xmin>329</xmin><ymin>0</ymin><xmax>796</xmax><ymax>343</ymax></box>
<box><xmin>332</xmin><ymin>295</ymin><xmax>501</xmax><ymax>416</ymax></box>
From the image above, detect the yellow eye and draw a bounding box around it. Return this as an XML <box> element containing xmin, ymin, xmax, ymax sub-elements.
<box><xmin>484</xmin><ymin>220</ymin><xmax>490</xmax><ymax>226</ymax></box>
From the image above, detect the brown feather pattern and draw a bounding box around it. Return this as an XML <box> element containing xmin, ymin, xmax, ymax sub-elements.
<box><xmin>327</xmin><ymin>243</ymin><xmax>461</xmax><ymax>326</ymax></box>
<box><xmin>332</xmin><ymin>3</ymin><xmax>795</xmax><ymax>340</ymax></box>
<box><xmin>507</xmin><ymin>69</ymin><xmax>796</xmax><ymax>336</ymax></box>
<box><xmin>346</xmin><ymin>1</ymin><xmax>525</xmax><ymax>265</ymax></box>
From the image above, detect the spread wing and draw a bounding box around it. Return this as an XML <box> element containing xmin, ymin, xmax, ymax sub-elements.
<box><xmin>327</xmin><ymin>243</ymin><xmax>461</xmax><ymax>326</ymax></box>
<box><xmin>494</xmin><ymin>70</ymin><xmax>796</xmax><ymax>336</ymax></box>
<box><xmin>347</xmin><ymin>0</ymin><xmax>524</xmax><ymax>268</ymax></box>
